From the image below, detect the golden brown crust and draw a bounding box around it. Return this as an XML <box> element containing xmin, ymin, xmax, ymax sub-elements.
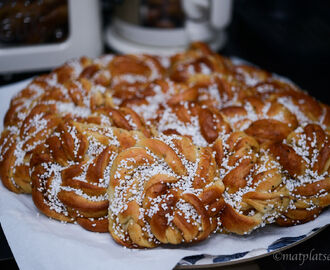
<box><xmin>30</xmin><ymin>120</ymin><xmax>144</xmax><ymax>231</ymax></box>
<box><xmin>108</xmin><ymin>135</ymin><xmax>224</xmax><ymax>247</ymax></box>
<box><xmin>268</xmin><ymin>124</ymin><xmax>330</xmax><ymax>225</ymax></box>
<box><xmin>0</xmin><ymin>41</ymin><xmax>329</xmax><ymax>248</ymax></box>
<box><xmin>213</xmin><ymin>132</ymin><xmax>290</xmax><ymax>234</ymax></box>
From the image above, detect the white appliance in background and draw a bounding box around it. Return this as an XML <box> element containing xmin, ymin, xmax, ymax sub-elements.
<box><xmin>0</xmin><ymin>0</ymin><xmax>102</xmax><ymax>74</ymax></box>
<box><xmin>106</xmin><ymin>0</ymin><xmax>233</xmax><ymax>55</ymax></box>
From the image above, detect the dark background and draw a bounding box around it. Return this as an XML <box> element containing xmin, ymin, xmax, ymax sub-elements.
<box><xmin>221</xmin><ymin>0</ymin><xmax>330</xmax><ymax>105</ymax></box>
<box><xmin>0</xmin><ymin>0</ymin><xmax>329</xmax><ymax>269</ymax></box>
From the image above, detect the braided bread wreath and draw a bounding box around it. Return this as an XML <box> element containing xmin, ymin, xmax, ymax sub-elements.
<box><xmin>0</xmin><ymin>42</ymin><xmax>329</xmax><ymax>248</ymax></box>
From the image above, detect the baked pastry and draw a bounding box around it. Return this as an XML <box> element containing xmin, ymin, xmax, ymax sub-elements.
<box><xmin>0</xmin><ymin>55</ymin><xmax>160</xmax><ymax>194</ymax></box>
<box><xmin>220</xmin><ymin>97</ymin><xmax>299</xmax><ymax>144</ymax></box>
<box><xmin>30</xmin><ymin>121</ymin><xmax>144</xmax><ymax>232</ymax></box>
<box><xmin>108</xmin><ymin>134</ymin><xmax>224</xmax><ymax>247</ymax></box>
<box><xmin>269</xmin><ymin>124</ymin><xmax>330</xmax><ymax>226</ymax></box>
<box><xmin>213</xmin><ymin>132</ymin><xmax>290</xmax><ymax>234</ymax></box>
<box><xmin>0</xmin><ymin>42</ymin><xmax>329</xmax><ymax>248</ymax></box>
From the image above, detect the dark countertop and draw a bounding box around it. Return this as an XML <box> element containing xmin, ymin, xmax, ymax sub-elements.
<box><xmin>0</xmin><ymin>0</ymin><xmax>329</xmax><ymax>269</ymax></box>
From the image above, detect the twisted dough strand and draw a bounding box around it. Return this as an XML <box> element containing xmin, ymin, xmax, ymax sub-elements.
<box><xmin>268</xmin><ymin>124</ymin><xmax>330</xmax><ymax>226</ymax></box>
<box><xmin>108</xmin><ymin>135</ymin><xmax>224</xmax><ymax>247</ymax></box>
<box><xmin>30</xmin><ymin>120</ymin><xmax>144</xmax><ymax>232</ymax></box>
<box><xmin>213</xmin><ymin>132</ymin><xmax>290</xmax><ymax>234</ymax></box>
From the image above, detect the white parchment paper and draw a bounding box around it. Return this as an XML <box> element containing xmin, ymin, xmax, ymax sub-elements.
<box><xmin>0</xmin><ymin>79</ymin><xmax>329</xmax><ymax>270</ymax></box>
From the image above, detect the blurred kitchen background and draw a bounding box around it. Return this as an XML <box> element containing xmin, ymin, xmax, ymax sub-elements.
<box><xmin>0</xmin><ymin>0</ymin><xmax>329</xmax><ymax>104</ymax></box>
<box><xmin>0</xmin><ymin>0</ymin><xmax>330</xmax><ymax>268</ymax></box>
